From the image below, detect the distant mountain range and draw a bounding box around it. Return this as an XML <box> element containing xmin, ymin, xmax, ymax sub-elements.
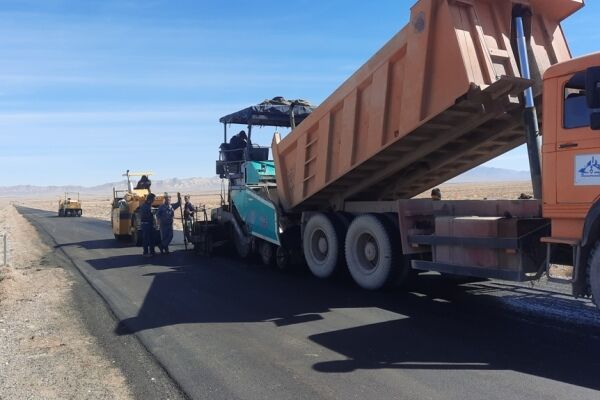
<box><xmin>0</xmin><ymin>177</ymin><xmax>223</xmax><ymax>197</ymax></box>
<box><xmin>450</xmin><ymin>167</ymin><xmax>530</xmax><ymax>183</ymax></box>
<box><xmin>0</xmin><ymin>167</ymin><xmax>530</xmax><ymax>197</ymax></box>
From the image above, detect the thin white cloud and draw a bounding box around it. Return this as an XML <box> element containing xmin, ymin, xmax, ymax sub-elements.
<box><xmin>0</xmin><ymin>70</ymin><xmax>345</xmax><ymax>90</ymax></box>
<box><xmin>0</xmin><ymin>104</ymin><xmax>242</xmax><ymax>124</ymax></box>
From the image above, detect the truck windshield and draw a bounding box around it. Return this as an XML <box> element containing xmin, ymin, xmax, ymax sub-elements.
<box><xmin>564</xmin><ymin>71</ymin><xmax>593</xmax><ymax>129</ymax></box>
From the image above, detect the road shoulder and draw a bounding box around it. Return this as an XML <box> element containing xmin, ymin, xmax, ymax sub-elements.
<box><xmin>2</xmin><ymin>204</ymin><xmax>187</xmax><ymax>400</ymax></box>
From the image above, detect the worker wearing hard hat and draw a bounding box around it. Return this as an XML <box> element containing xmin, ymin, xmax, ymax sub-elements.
<box><xmin>156</xmin><ymin>193</ymin><xmax>181</xmax><ymax>254</ymax></box>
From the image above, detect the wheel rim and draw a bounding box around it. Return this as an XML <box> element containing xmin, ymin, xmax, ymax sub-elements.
<box><xmin>310</xmin><ymin>229</ymin><xmax>329</xmax><ymax>264</ymax></box>
<box><xmin>355</xmin><ymin>232</ymin><xmax>379</xmax><ymax>273</ymax></box>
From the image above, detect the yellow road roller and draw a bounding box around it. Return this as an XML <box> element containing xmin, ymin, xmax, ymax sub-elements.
<box><xmin>58</xmin><ymin>192</ymin><xmax>82</xmax><ymax>217</ymax></box>
<box><xmin>111</xmin><ymin>170</ymin><xmax>163</xmax><ymax>245</ymax></box>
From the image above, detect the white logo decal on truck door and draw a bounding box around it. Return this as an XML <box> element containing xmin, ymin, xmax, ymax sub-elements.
<box><xmin>575</xmin><ymin>154</ymin><xmax>600</xmax><ymax>185</ymax></box>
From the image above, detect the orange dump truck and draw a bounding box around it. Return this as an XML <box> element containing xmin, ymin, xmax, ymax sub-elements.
<box><xmin>213</xmin><ymin>0</ymin><xmax>600</xmax><ymax>307</ymax></box>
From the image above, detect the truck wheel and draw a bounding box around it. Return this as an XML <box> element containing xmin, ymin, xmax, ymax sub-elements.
<box><xmin>259</xmin><ymin>241</ymin><xmax>274</xmax><ymax>266</ymax></box>
<box><xmin>303</xmin><ymin>213</ymin><xmax>344</xmax><ymax>279</ymax></box>
<box><xmin>587</xmin><ymin>241</ymin><xmax>600</xmax><ymax>307</ymax></box>
<box><xmin>345</xmin><ymin>214</ymin><xmax>401</xmax><ymax>290</ymax></box>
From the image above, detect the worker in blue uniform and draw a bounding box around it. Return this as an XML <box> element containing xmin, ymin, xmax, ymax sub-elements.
<box><xmin>156</xmin><ymin>193</ymin><xmax>181</xmax><ymax>254</ymax></box>
<box><xmin>140</xmin><ymin>193</ymin><xmax>156</xmax><ymax>257</ymax></box>
<box><xmin>183</xmin><ymin>195</ymin><xmax>195</xmax><ymax>241</ymax></box>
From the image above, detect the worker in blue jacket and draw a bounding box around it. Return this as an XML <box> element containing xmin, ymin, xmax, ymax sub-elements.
<box><xmin>182</xmin><ymin>195</ymin><xmax>195</xmax><ymax>241</ymax></box>
<box><xmin>156</xmin><ymin>193</ymin><xmax>180</xmax><ymax>254</ymax></box>
<box><xmin>140</xmin><ymin>193</ymin><xmax>156</xmax><ymax>257</ymax></box>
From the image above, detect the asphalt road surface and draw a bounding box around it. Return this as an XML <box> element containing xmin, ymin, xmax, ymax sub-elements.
<box><xmin>18</xmin><ymin>207</ymin><xmax>600</xmax><ymax>400</ymax></box>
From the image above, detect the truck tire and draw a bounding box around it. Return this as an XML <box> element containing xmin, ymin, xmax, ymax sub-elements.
<box><xmin>344</xmin><ymin>214</ymin><xmax>400</xmax><ymax>290</ymax></box>
<box><xmin>587</xmin><ymin>241</ymin><xmax>600</xmax><ymax>307</ymax></box>
<box><xmin>303</xmin><ymin>213</ymin><xmax>344</xmax><ymax>278</ymax></box>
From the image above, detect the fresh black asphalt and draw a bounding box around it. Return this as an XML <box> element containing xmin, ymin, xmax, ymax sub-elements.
<box><xmin>18</xmin><ymin>206</ymin><xmax>600</xmax><ymax>400</ymax></box>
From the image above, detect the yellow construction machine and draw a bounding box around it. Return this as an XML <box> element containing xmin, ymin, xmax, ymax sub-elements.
<box><xmin>58</xmin><ymin>192</ymin><xmax>82</xmax><ymax>217</ymax></box>
<box><xmin>111</xmin><ymin>171</ymin><xmax>163</xmax><ymax>244</ymax></box>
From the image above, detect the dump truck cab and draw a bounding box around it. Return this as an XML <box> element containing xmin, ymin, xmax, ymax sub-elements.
<box><xmin>542</xmin><ymin>54</ymin><xmax>600</xmax><ymax>238</ymax></box>
<box><xmin>540</xmin><ymin>54</ymin><xmax>600</xmax><ymax>297</ymax></box>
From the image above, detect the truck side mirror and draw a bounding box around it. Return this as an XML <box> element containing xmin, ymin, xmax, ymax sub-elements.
<box><xmin>586</xmin><ymin>67</ymin><xmax>600</xmax><ymax>108</ymax></box>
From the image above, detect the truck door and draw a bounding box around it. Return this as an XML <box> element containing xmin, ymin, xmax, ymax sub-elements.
<box><xmin>556</xmin><ymin>71</ymin><xmax>600</xmax><ymax>204</ymax></box>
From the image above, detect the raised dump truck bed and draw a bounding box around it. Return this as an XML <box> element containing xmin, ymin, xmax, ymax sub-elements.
<box><xmin>273</xmin><ymin>0</ymin><xmax>582</xmax><ymax>212</ymax></box>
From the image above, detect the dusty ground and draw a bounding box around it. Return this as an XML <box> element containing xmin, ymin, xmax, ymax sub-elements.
<box><xmin>415</xmin><ymin>181</ymin><xmax>533</xmax><ymax>200</ymax></box>
<box><xmin>0</xmin><ymin>201</ymin><xmax>133</xmax><ymax>400</ymax></box>
<box><xmin>16</xmin><ymin>181</ymin><xmax>534</xmax><ymax>227</ymax></box>
<box><xmin>18</xmin><ymin>192</ymin><xmax>224</xmax><ymax>231</ymax></box>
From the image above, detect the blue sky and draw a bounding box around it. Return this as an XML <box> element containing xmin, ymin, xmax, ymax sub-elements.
<box><xmin>1</xmin><ymin>0</ymin><xmax>599</xmax><ymax>186</ymax></box>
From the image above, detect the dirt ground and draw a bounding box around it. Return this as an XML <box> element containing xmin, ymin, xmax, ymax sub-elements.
<box><xmin>19</xmin><ymin>192</ymin><xmax>224</xmax><ymax>231</ymax></box>
<box><xmin>0</xmin><ymin>201</ymin><xmax>133</xmax><ymax>400</ymax></box>
<box><xmin>414</xmin><ymin>181</ymin><xmax>533</xmax><ymax>200</ymax></box>
<box><xmin>17</xmin><ymin>181</ymin><xmax>534</xmax><ymax>227</ymax></box>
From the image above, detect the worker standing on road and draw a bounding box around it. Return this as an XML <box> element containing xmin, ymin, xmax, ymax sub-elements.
<box><xmin>156</xmin><ymin>193</ymin><xmax>180</xmax><ymax>254</ymax></box>
<box><xmin>183</xmin><ymin>194</ymin><xmax>195</xmax><ymax>241</ymax></box>
<box><xmin>140</xmin><ymin>193</ymin><xmax>156</xmax><ymax>257</ymax></box>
